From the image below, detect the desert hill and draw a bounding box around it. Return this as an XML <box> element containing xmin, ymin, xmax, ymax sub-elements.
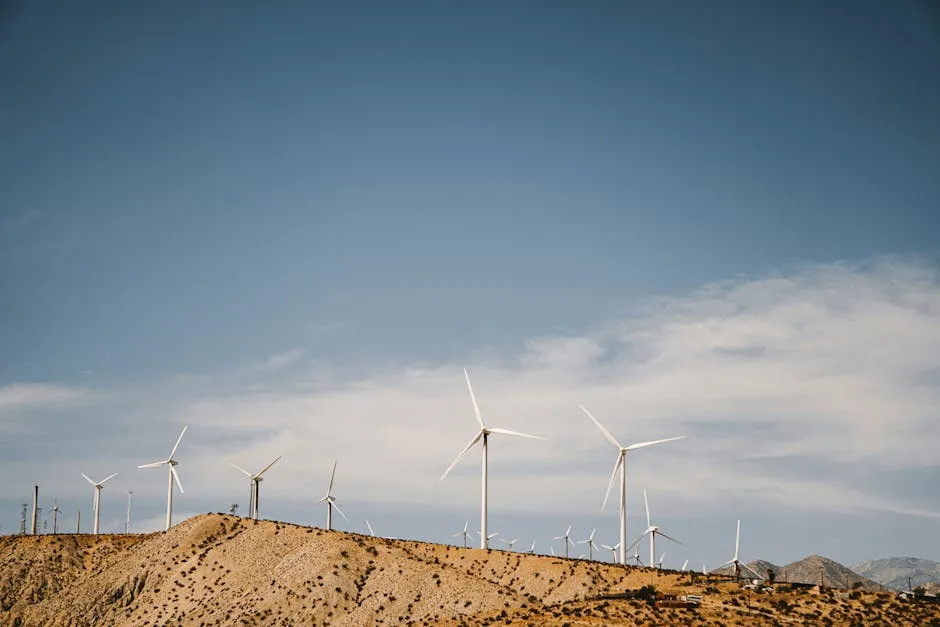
<box><xmin>776</xmin><ymin>554</ymin><xmax>881</xmax><ymax>591</ymax></box>
<box><xmin>2</xmin><ymin>514</ymin><xmax>939</xmax><ymax>626</ymax></box>
<box><xmin>852</xmin><ymin>557</ymin><xmax>940</xmax><ymax>591</ymax></box>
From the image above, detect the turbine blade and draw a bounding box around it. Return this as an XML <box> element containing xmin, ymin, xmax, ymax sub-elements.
<box><xmin>601</xmin><ymin>453</ymin><xmax>623</xmax><ymax>512</ymax></box>
<box><xmin>624</xmin><ymin>435</ymin><xmax>687</xmax><ymax>451</ymax></box>
<box><xmin>100</xmin><ymin>472</ymin><xmax>119</xmax><ymax>485</ymax></box>
<box><xmin>138</xmin><ymin>461</ymin><xmax>165</xmax><ymax>469</ymax></box>
<box><xmin>644</xmin><ymin>488</ymin><xmax>651</xmax><ymax>528</ymax></box>
<box><xmin>439</xmin><ymin>431</ymin><xmax>483</xmax><ymax>481</ymax></box>
<box><xmin>486</xmin><ymin>427</ymin><xmax>543</xmax><ymax>440</ymax></box>
<box><xmin>327</xmin><ymin>460</ymin><xmax>337</xmax><ymax>495</ymax></box>
<box><xmin>579</xmin><ymin>404</ymin><xmax>621</xmax><ymax>448</ymax></box>
<box><xmin>168</xmin><ymin>425</ymin><xmax>188</xmax><ymax>460</ymax></box>
<box><xmin>463</xmin><ymin>368</ymin><xmax>485</xmax><ymax>428</ymax></box>
<box><xmin>232</xmin><ymin>463</ymin><xmax>253</xmax><ymax>477</ymax></box>
<box><xmin>658</xmin><ymin>531</ymin><xmax>682</xmax><ymax>545</ymax></box>
<box><xmin>366</xmin><ymin>520</ymin><xmax>375</xmax><ymax>537</ymax></box>
<box><xmin>170</xmin><ymin>465</ymin><xmax>184</xmax><ymax>493</ymax></box>
<box><xmin>463</xmin><ymin>520</ymin><xmax>469</xmax><ymax>533</ymax></box>
<box><xmin>81</xmin><ymin>473</ymin><xmax>96</xmax><ymax>486</ymax></box>
<box><xmin>317</xmin><ymin>496</ymin><xmax>328</xmax><ymax>503</ymax></box>
<box><xmin>624</xmin><ymin>531</ymin><xmax>648</xmax><ymax>553</ymax></box>
<box><xmin>740</xmin><ymin>562</ymin><xmax>763</xmax><ymax>579</ymax></box>
<box><xmin>331</xmin><ymin>500</ymin><xmax>348</xmax><ymax>521</ymax></box>
<box><xmin>255</xmin><ymin>455</ymin><xmax>281</xmax><ymax>478</ymax></box>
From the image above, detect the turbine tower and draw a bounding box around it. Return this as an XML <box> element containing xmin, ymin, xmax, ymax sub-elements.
<box><xmin>317</xmin><ymin>461</ymin><xmax>346</xmax><ymax>531</ymax></box>
<box><xmin>625</xmin><ymin>488</ymin><xmax>682</xmax><ymax>569</ymax></box>
<box><xmin>440</xmin><ymin>369</ymin><xmax>543</xmax><ymax>549</ymax></box>
<box><xmin>453</xmin><ymin>521</ymin><xmax>471</xmax><ymax>548</ymax></box>
<box><xmin>51</xmin><ymin>499</ymin><xmax>60</xmax><ymax>534</ymax></box>
<box><xmin>231</xmin><ymin>456</ymin><xmax>281</xmax><ymax>520</ymax></box>
<box><xmin>553</xmin><ymin>525</ymin><xmax>575</xmax><ymax>559</ymax></box>
<box><xmin>138</xmin><ymin>425</ymin><xmax>187</xmax><ymax>531</ymax></box>
<box><xmin>601</xmin><ymin>542</ymin><xmax>620</xmax><ymax>563</ymax></box>
<box><xmin>80</xmin><ymin>472</ymin><xmax>118</xmax><ymax>535</ymax></box>
<box><xmin>578</xmin><ymin>528</ymin><xmax>599</xmax><ymax>561</ymax></box>
<box><xmin>579</xmin><ymin>404</ymin><xmax>685</xmax><ymax>565</ymax></box>
<box><xmin>714</xmin><ymin>519</ymin><xmax>762</xmax><ymax>580</ymax></box>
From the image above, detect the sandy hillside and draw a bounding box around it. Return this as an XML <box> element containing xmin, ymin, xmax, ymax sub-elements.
<box><xmin>2</xmin><ymin>514</ymin><xmax>939</xmax><ymax>626</ymax></box>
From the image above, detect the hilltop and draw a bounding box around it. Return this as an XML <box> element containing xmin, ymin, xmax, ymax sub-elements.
<box><xmin>2</xmin><ymin>514</ymin><xmax>939</xmax><ymax>626</ymax></box>
<box><xmin>776</xmin><ymin>555</ymin><xmax>881</xmax><ymax>591</ymax></box>
<box><xmin>852</xmin><ymin>557</ymin><xmax>940</xmax><ymax>592</ymax></box>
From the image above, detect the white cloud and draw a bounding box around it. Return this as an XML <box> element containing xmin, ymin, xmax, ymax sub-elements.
<box><xmin>258</xmin><ymin>348</ymin><xmax>305</xmax><ymax>372</ymax></box>
<box><xmin>0</xmin><ymin>383</ymin><xmax>95</xmax><ymax>412</ymax></box>
<box><xmin>4</xmin><ymin>256</ymin><xmax>940</xmax><ymax>528</ymax></box>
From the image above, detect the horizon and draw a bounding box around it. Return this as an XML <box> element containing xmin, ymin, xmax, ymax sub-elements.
<box><xmin>2</xmin><ymin>1</ymin><xmax>939</xmax><ymax>572</ymax></box>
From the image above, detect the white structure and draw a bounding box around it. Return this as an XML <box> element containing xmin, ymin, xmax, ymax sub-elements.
<box><xmin>554</xmin><ymin>524</ymin><xmax>575</xmax><ymax>558</ymax></box>
<box><xmin>501</xmin><ymin>537</ymin><xmax>520</xmax><ymax>551</ymax></box>
<box><xmin>317</xmin><ymin>461</ymin><xmax>346</xmax><ymax>531</ymax></box>
<box><xmin>440</xmin><ymin>369</ymin><xmax>543</xmax><ymax>549</ymax></box>
<box><xmin>681</xmin><ymin>559</ymin><xmax>689</xmax><ymax>572</ymax></box>
<box><xmin>714</xmin><ymin>519</ymin><xmax>762</xmax><ymax>580</ymax></box>
<box><xmin>80</xmin><ymin>472</ymin><xmax>118</xmax><ymax>535</ymax></box>
<box><xmin>138</xmin><ymin>425</ymin><xmax>187</xmax><ymax>531</ymax></box>
<box><xmin>365</xmin><ymin>520</ymin><xmax>376</xmax><ymax>537</ymax></box>
<box><xmin>578</xmin><ymin>528</ymin><xmax>599</xmax><ymax>561</ymax></box>
<box><xmin>602</xmin><ymin>542</ymin><xmax>620</xmax><ymax>563</ymax></box>
<box><xmin>232</xmin><ymin>456</ymin><xmax>281</xmax><ymax>520</ymax></box>
<box><xmin>626</xmin><ymin>488</ymin><xmax>681</xmax><ymax>568</ymax></box>
<box><xmin>453</xmin><ymin>521</ymin><xmax>471</xmax><ymax>548</ymax></box>
<box><xmin>51</xmin><ymin>499</ymin><xmax>60</xmax><ymax>534</ymax></box>
<box><xmin>527</xmin><ymin>539</ymin><xmax>537</xmax><ymax>554</ymax></box>
<box><xmin>579</xmin><ymin>404</ymin><xmax>685</xmax><ymax>565</ymax></box>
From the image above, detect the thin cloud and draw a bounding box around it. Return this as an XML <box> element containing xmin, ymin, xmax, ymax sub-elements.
<box><xmin>0</xmin><ymin>383</ymin><xmax>95</xmax><ymax>412</ymax></box>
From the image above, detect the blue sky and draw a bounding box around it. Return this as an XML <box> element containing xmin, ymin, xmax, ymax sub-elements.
<box><xmin>2</xmin><ymin>2</ymin><xmax>939</xmax><ymax>569</ymax></box>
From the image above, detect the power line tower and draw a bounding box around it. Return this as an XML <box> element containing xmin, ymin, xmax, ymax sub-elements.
<box><xmin>19</xmin><ymin>504</ymin><xmax>28</xmax><ymax>535</ymax></box>
<box><xmin>229</xmin><ymin>503</ymin><xmax>239</xmax><ymax>516</ymax></box>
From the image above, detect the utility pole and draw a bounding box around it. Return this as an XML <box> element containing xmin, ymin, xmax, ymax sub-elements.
<box><xmin>76</xmin><ymin>511</ymin><xmax>81</xmax><ymax>533</ymax></box>
<box><xmin>125</xmin><ymin>490</ymin><xmax>133</xmax><ymax>534</ymax></box>
<box><xmin>30</xmin><ymin>485</ymin><xmax>39</xmax><ymax>535</ymax></box>
<box><xmin>229</xmin><ymin>503</ymin><xmax>239</xmax><ymax>516</ymax></box>
<box><xmin>19</xmin><ymin>504</ymin><xmax>28</xmax><ymax>535</ymax></box>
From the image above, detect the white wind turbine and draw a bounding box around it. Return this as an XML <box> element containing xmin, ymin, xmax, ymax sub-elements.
<box><xmin>477</xmin><ymin>530</ymin><xmax>499</xmax><ymax>545</ymax></box>
<box><xmin>714</xmin><ymin>519</ymin><xmax>762</xmax><ymax>580</ymax></box>
<box><xmin>440</xmin><ymin>369</ymin><xmax>543</xmax><ymax>549</ymax></box>
<box><xmin>501</xmin><ymin>537</ymin><xmax>520</xmax><ymax>551</ymax></box>
<box><xmin>578</xmin><ymin>528</ymin><xmax>599</xmax><ymax>561</ymax></box>
<box><xmin>580</xmin><ymin>404</ymin><xmax>685</xmax><ymax>565</ymax></box>
<box><xmin>316</xmin><ymin>461</ymin><xmax>347</xmax><ymax>531</ymax></box>
<box><xmin>681</xmin><ymin>559</ymin><xmax>689</xmax><ymax>572</ymax></box>
<box><xmin>527</xmin><ymin>539</ymin><xmax>537</xmax><ymax>554</ymax></box>
<box><xmin>554</xmin><ymin>525</ymin><xmax>575</xmax><ymax>558</ymax></box>
<box><xmin>657</xmin><ymin>552</ymin><xmax>666</xmax><ymax>569</ymax></box>
<box><xmin>138</xmin><ymin>425</ymin><xmax>187</xmax><ymax>531</ymax></box>
<box><xmin>630</xmin><ymin>545</ymin><xmax>643</xmax><ymax>566</ymax></box>
<box><xmin>365</xmin><ymin>520</ymin><xmax>376</xmax><ymax>537</ymax></box>
<box><xmin>80</xmin><ymin>472</ymin><xmax>118</xmax><ymax>535</ymax></box>
<box><xmin>231</xmin><ymin>456</ymin><xmax>281</xmax><ymax>520</ymax></box>
<box><xmin>601</xmin><ymin>541</ymin><xmax>620</xmax><ymax>563</ymax></box>
<box><xmin>625</xmin><ymin>488</ymin><xmax>681</xmax><ymax>569</ymax></box>
<box><xmin>453</xmin><ymin>521</ymin><xmax>471</xmax><ymax>548</ymax></box>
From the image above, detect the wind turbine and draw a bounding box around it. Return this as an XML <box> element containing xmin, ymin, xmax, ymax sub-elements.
<box><xmin>440</xmin><ymin>369</ymin><xmax>543</xmax><ymax>549</ymax></box>
<box><xmin>625</xmin><ymin>488</ymin><xmax>681</xmax><ymax>569</ymax></box>
<box><xmin>51</xmin><ymin>499</ymin><xmax>60</xmax><ymax>534</ymax></box>
<box><xmin>579</xmin><ymin>404</ymin><xmax>685</xmax><ymax>565</ymax></box>
<box><xmin>630</xmin><ymin>545</ymin><xmax>643</xmax><ymax>566</ymax></box>
<box><xmin>365</xmin><ymin>520</ymin><xmax>376</xmax><ymax>537</ymax></box>
<box><xmin>527</xmin><ymin>539</ymin><xmax>537</xmax><ymax>554</ymax></box>
<box><xmin>453</xmin><ymin>521</ymin><xmax>471</xmax><ymax>548</ymax></box>
<box><xmin>601</xmin><ymin>542</ymin><xmax>620</xmax><ymax>563</ymax></box>
<box><xmin>501</xmin><ymin>537</ymin><xmax>520</xmax><ymax>551</ymax></box>
<box><xmin>316</xmin><ymin>461</ymin><xmax>346</xmax><ymax>531</ymax></box>
<box><xmin>138</xmin><ymin>425</ymin><xmax>187</xmax><ymax>531</ymax></box>
<box><xmin>657</xmin><ymin>552</ymin><xmax>666</xmax><ymax>569</ymax></box>
<box><xmin>231</xmin><ymin>456</ymin><xmax>281</xmax><ymax>520</ymax></box>
<box><xmin>714</xmin><ymin>519</ymin><xmax>762</xmax><ymax>580</ymax></box>
<box><xmin>554</xmin><ymin>525</ymin><xmax>575</xmax><ymax>559</ymax></box>
<box><xmin>681</xmin><ymin>559</ymin><xmax>689</xmax><ymax>572</ymax></box>
<box><xmin>80</xmin><ymin>472</ymin><xmax>118</xmax><ymax>535</ymax></box>
<box><xmin>477</xmin><ymin>530</ymin><xmax>499</xmax><ymax>546</ymax></box>
<box><xmin>578</xmin><ymin>528</ymin><xmax>599</xmax><ymax>561</ymax></box>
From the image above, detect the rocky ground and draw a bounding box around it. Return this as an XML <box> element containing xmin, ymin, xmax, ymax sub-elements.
<box><xmin>2</xmin><ymin>514</ymin><xmax>939</xmax><ymax>626</ymax></box>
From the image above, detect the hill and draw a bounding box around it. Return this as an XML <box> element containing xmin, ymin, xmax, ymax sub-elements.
<box><xmin>2</xmin><ymin>514</ymin><xmax>939</xmax><ymax>626</ymax></box>
<box><xmin>778</xmin><ymin>555</ymin><xmax>881</xmax><ymax>591</ymax></box>
<box><xmin>852</xmin><ymin>557</ymin><xmax>940</xmax><ymax>592</ymax></box>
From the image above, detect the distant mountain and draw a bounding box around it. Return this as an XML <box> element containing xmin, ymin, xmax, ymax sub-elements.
<box><xmin>851</xmin><ymin>557</ymin><xmax>940</xmax><ymax>592</ymax></box>
<box><xmin>779</xmin><ymin>555</ymin><xmax>880</xmax><ymax>591</ymax></box>
<box><xmin>710</xmin><ymin>559</ymin><xmax>780</xmax><ymax>579</ymax></box>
